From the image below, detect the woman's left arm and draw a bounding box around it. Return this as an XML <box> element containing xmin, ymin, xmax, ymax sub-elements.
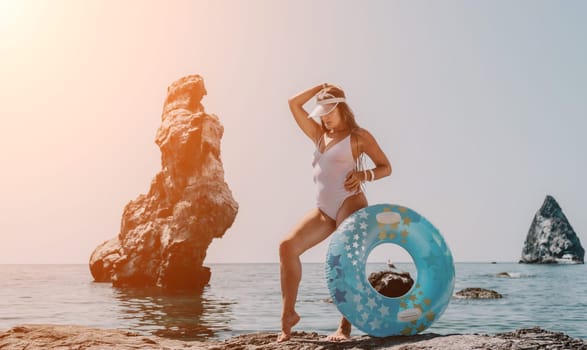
<box><xmin>344</xmin><ymin>129</ymin><xmax>392</xmax><ymax>191</ymax></box>
<box><xmin>359</xmin><ymin>129</ymin><xmax>392</xmax><ymax>181</ymax></box>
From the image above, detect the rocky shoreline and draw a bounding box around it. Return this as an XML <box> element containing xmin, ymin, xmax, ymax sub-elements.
<box><xmin>1</xmin><ymin>325</ymin><xmax>585</xmax><ymax>350</ymax></box>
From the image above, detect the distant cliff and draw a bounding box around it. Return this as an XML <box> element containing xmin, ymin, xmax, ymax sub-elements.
<box><xmin>89</xmin><ymin>75</ymin><xmax>238</xmax><ymax>290</ymax></box>
<box><xmin>519</xmin><ymin>195</ymin><xmax>584</xmax><ymax>264</ymax></box>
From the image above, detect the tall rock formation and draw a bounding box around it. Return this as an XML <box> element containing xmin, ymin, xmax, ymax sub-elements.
<box><xmin>519</xmin><ymin>195</ymin><xmax>584</xmax><ymax>264</ymax></box>
<box><xmin>89</xmin><ymin>75</ymin><xmax>238</xmax><ymax>290</ymax></box>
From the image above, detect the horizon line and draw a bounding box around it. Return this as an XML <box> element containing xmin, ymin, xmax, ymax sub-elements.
<box><xmin>0</xmin><ymin>260</ymin><xmax>521</xmax><ymax>265</ymax></box>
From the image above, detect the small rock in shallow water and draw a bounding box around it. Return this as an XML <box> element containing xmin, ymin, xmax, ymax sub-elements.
<box><xmin>368</xmin><ymin>270</ymin><xmax>414</xmax><ymax>298</ymax></box>
<box><xmin>455</xmin><ymin>287</ymin><xmax>503</xmax><ymax>299</ymax></box>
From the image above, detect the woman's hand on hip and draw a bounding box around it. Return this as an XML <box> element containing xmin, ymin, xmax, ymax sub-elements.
<box><xmin>344</xmin><ymin>171</ymin><xmax>363</xmax><ymax>192</ymax></box>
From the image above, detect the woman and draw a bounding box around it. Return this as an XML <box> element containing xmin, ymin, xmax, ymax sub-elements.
<box><xmin>278</xmin><ymin>83</ymin><xmax>392</xmax><ymax>342</ymax></box>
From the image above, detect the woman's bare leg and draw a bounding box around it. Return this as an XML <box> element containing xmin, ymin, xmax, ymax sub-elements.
<box><xmin>326</xmin><ymin>192</ymin><xmax>368</xmax><ymax>341</ymax></box>
<box><xmin>278</xmin><ymin>208</ymin><xmax>336</xmax><ymax>342</ymax></box>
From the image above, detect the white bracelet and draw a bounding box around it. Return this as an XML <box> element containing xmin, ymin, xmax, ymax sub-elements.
<box><xmin>368</xmin><ymin>169</ymin><xmax>375</xmax><ymax>182</ymax></box>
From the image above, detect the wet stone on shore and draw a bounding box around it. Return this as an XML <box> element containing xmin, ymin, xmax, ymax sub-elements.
<box><xmin>1</xmin><ymin>325</ymin><xmax>585</xmax><ymax>350</ymax></box>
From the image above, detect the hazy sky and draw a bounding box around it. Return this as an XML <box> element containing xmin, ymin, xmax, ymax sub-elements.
<box><xmin>1</xmin><ymin>0</ymin><xmax>585</xmax><ymax>264</ymax></box>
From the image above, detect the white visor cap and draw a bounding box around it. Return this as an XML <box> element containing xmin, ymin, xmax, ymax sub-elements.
<box><xmin>308</xmin><ymin>91</ymin><xmax>346</xmax><ymax>118</ymax></box>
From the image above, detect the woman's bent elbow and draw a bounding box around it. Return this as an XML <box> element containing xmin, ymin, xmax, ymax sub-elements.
<box><xmin>384</xmin><ymin>165</ymin><xmax>392</xmax><ymax>177</ymax></box>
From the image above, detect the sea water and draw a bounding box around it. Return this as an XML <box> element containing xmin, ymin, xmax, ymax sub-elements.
<box><xmin>0</xmin><ymin>263</ymin><xmax>585</xmax><ymax>341</ymax></box>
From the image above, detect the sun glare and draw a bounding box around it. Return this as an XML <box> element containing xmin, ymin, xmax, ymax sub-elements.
<box><xmin>0</xmin><ymin>0</ymin><xmax>25</xmax><ymax>32</ymax></box>
<box><xmin>0</xmin><ymin>0</ymin><xmax>48</xmax><ymax>46</ymax></box>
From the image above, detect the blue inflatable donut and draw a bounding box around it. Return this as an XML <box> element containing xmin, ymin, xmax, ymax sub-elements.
<box><xmin>325</xmin><ymin>204</ymin><xmax>455</xmax><ymax>337</ymax></box>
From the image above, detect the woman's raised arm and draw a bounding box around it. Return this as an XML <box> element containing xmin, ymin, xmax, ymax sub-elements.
<box><xmin>287</xmin><ymin>84</ymin><xmax>326</xmax><ymax>143</ymax></box>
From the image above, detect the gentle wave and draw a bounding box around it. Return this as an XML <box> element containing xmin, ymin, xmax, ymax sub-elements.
<box><xmin>489</xmin><ymin>272</ymin><xmax>536</xmax><ymax>278</ymax></box>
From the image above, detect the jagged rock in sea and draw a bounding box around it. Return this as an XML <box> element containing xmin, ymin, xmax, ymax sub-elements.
<box><xmin>519</xmin><ymin>195</ymin><xmax>584</xmax><ymax>264</ymax></box>
<box><xmin>89</xmin><ymin>75</ymin><xmax>238</xmax><ymax>290</ymax></box>
<box><xmin>455</xmin><ymin>288</ymin><xmax>503</xmax><ymax>299</ymax></box>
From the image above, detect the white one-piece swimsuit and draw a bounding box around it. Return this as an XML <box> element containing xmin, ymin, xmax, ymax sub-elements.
<box><xmin>312</xmin><ymin>134</ymin><xmax>360</xmax><ymax>220</ymax></box>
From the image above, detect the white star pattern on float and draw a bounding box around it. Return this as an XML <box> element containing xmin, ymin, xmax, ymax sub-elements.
<box><xmin>369</xmin><ymin>319</ymin><xmax>381</xmax><ymax>330</ymax></box>
<box><xmin>379</xmin><ymin>305</ymin><xmax>389</xmax><ymax>316</ymax></box>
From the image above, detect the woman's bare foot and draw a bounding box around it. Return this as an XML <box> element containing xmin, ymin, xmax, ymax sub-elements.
<box><xmin>326</xmin><ymin>328</ymin><xmax>352</xmax><ymax>342</ymax></box>
<box><xmin>277</xmin><ymin>312</ymin><xmax>300</xmax><ymax>342</ymax></box>
<box><xmin>326</xmin><ymin>317</ymin><xmax>352</xmax><ymax>341</ymax></box>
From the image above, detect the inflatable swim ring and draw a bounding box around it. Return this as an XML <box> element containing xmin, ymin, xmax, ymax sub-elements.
<box><xmin>325</xmin><ymin>204</ymin><xmax>455</xmax><ymax>337</ymax></box>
